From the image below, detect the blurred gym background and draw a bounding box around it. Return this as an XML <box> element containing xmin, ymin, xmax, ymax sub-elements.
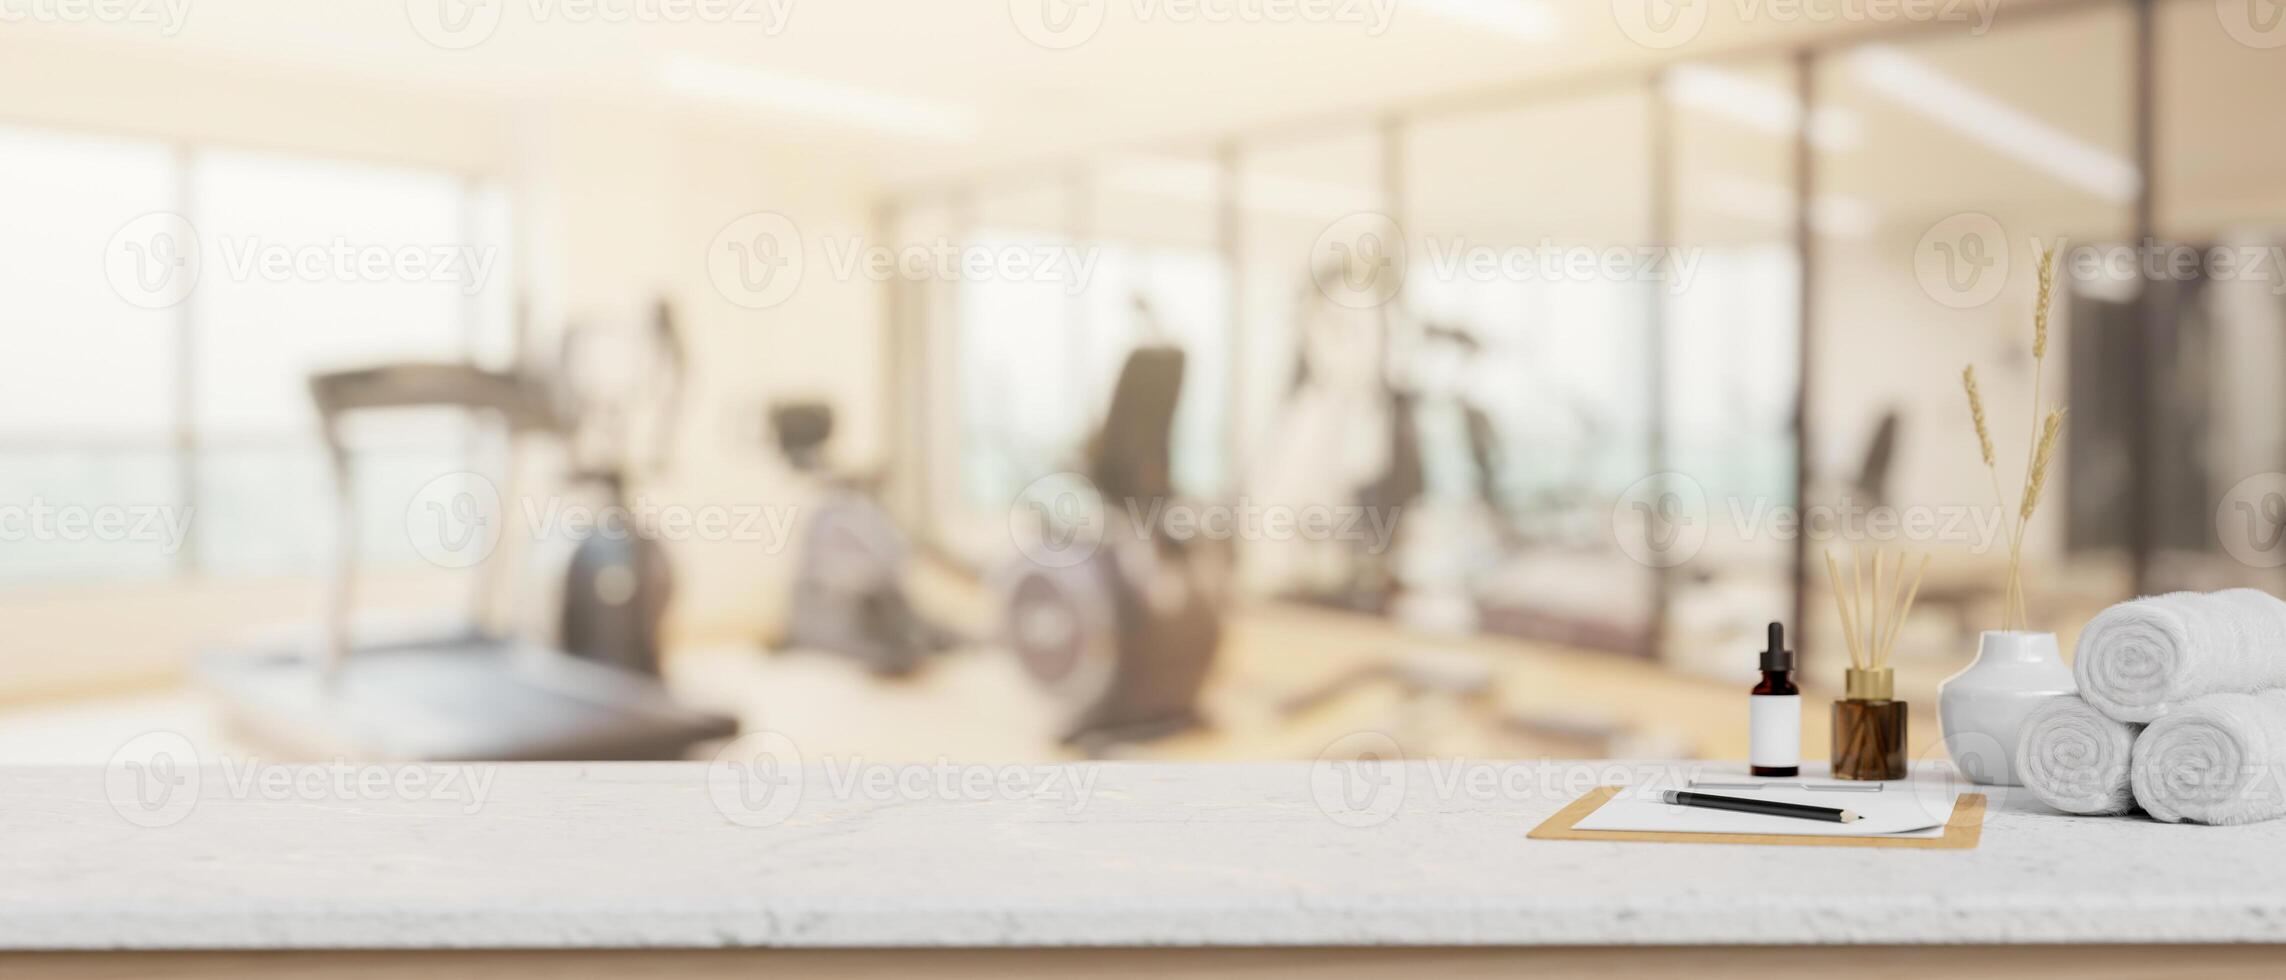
<box><xmin>4</xmin><ymin>0</ymin><xmax>2285</xmax><ymax>765</ymax></box>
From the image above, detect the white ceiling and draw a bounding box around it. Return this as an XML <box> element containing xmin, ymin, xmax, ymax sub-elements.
<box><xmin>3</xmin><ymin>0</ymin><xmax>2108</xmax><ymax>185</ymax></box>
<box><xmin>9</xmin><ymin>0</ymin><xmax>2280</xmax><ymax>227</ymax></box>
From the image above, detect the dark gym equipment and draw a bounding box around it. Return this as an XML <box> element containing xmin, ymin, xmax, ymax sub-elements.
<box><xmin>1270</xmin><ymin>312</ymin><xmax>1511</xmax><ymax>613</ymax></box>
<box><xmin>526</xmin><ymin>298</ymin><xmax>685</xmax><ymax>675</ymax></box>
<box><xmin>770</xmin><ymin>400</ymin><xmax>962</xmax><ymax>677</ymax></box>
<box><xmin>1851</xmin><ymin>409</ymin><xmax>1901</xmax><ymax>512</ymax></box>
<box><xmin>1000</xmin><ymin>340</ymin><xmax>1221</xmax><ymax>747</ymax></box>
<box><xmin>197</xmin><ymin>299</ymin><xmax>734</xmax><ymax>761</ymax></box>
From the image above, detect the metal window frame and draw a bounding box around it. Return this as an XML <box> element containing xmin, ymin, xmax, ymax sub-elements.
<box><xmin>891</xmin><ymin>0</ymin><xmax>2165</xmax><ymax>642</ymax></box>
<box><xmin>0</xmin><ymin>124</ymin><xmax>514</xmax><ymax>582</ymax></box>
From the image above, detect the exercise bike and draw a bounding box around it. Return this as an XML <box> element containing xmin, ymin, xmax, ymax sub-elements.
<box><xmin>767</xmin><ymin>400</ymin><xmax>962</xmax><ymax>677</ymax></box>
<box><xmin>998</xmin><ymin>312</ymin><xmax>1223</xmax><ymax>747</ymax></box>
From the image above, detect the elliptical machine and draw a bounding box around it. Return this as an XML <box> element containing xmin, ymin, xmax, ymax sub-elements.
<box><xmin>999</xmin><ymin>305</ymin><xmax>1222</xmax><ymax>746</ymax></box>
<box><xmin>768</xmin><ymin>400</ymin><xmax>961</xmax><ymax>676</ymax></box>
<box><xmin>521</xmin><ymin>298</ymin><xmax>684</xmax><ymax>676</ymax></box>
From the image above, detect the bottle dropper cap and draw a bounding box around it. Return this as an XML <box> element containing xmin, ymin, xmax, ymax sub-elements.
<box><xmin>1759</xmin><ymin>622</ymin><xmax>1793</xmax><ymax>672</ymax></box>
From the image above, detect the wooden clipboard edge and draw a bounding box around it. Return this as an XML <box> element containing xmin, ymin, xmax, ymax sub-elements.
<box><xmin>1526</xmin><ymin>786</ymin><xmax>1987</xmax><ymax>850</ymax></box>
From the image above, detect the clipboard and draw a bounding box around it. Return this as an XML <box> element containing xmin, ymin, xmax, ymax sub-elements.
<box><xmin>1527</xmin><ymin>786</ymin><xmax>1987</xmax><ymax>850</ymax></box>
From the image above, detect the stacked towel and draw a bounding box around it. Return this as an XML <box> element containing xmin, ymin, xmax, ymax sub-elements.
<box><xmin>2131</xmin><ymin>689</ymin><xmax>2286</xmax><ymax>825</ymax></box>
<box><xmin>2073</xmin><ymin>589</ymin><xmax>2286</xmax><ymax>723</ymax></box>
<box><xmin>2016</xmin><ymin>694</ymin><xmax>2142</xmax><ymax>815</ymax></box>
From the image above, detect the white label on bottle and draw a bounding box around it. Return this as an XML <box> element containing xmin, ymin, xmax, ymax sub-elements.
<box><xmin>1749</xmin><ymin>695</ymin><xmax>1801</xmax><ymax>769</ymax></box>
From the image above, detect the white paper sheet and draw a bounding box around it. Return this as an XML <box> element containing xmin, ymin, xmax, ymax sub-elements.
<box><xmin>1571</xmin><ymin>786</ymin><xmax>1959</xmax><ymax>838</ymax></box>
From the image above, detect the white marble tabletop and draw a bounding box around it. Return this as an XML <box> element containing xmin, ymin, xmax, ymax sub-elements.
<box><xmin>3</xmin><ymin>758</ymin><xmax>2283</xmax><ymax>950</ymax></box>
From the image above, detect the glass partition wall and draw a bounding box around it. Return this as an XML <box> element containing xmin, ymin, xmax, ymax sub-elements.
<box><xmin>1812</xmin><ymin>6</ymin><xmax>2136</xmax><ymax>694</ymax></box>
<box><xmin>1664</xmin><ymin>59</ymin><xmax>1802</xmax><ymax>679</ymax></box>
<box><xmin>1401</xmin><ymin>91</ymin><xmax>1661</xmax><ymax>654</ymax></box>
<box><xmin>1230</xmin><ymin>130</ymin><xmax>1386</xmax><ymax>603</ymax></box>
<box><xmin>893</xmin><ymin>0</ymin><xmax>2229</xmax><ymax>681</ymax></box>
<box><xmin>1088</xmin><ymin>150</ymin><xmax>1229</xmax><ymax>499</ymax></box>
<box><xmin>930</xmin><ymin>178</ymin><xmax>1075</xmax><ymax>558</ymax></box>
<box><xmin>0</xmin><ymin>130</ymin><xmax>513</xmax><ymax>584</ymax></box>
<box><xmin>2152</xmin><ymin>0</ymin><xmax>2286</xmax><ymax>596</ymax></box>
<box><xmin>955</xmin><ymin>180</ymin><xmax>1075</xmax><ymax>511</ymax></box>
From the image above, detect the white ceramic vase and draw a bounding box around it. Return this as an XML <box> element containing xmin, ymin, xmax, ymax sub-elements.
<box><xmin>1937</xmin><ymin>630</ymin><xmax>2076</xmax><ymax>786</ymax></box>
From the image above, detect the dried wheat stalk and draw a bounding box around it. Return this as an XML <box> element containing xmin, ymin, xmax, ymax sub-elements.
<box><xmin>2022</xmin><ymin>408</ymin><xmax>2066</xmax><ymax>521</ymax></box>
<box><xmin>1962</xmin><ymin>246</ymin><xmax>2068</xmax><ymax>632</ymax></box>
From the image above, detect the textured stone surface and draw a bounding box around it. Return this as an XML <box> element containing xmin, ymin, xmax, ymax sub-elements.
<box><xmin>3</xmin><ymin>761</ymin><xmax>2281</xmax><ymax>950</ymax></box>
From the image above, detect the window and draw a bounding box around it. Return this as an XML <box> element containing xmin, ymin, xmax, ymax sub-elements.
<box><xmin>1090</xmin><ymin>151</ymin><xmax>1228</xmax><ymax>498</ymax></box>
<box><xmin>1663</xmin><ymin>59</ymin><xmax>1803</xmax><ymax>679</ymax></box>
<box><xmin>2156</xmin><ymin>0</ymin><xmax>2286</xmax><ymax>591</ymax></box>
<box><xmin>1235</xmin><ymin>129</ymin><xmax>1382</xmax><ymax>480</ymax></box>
<box><xmin>187</xmin><ymin>149</ymin><xmax>514</xmax><ymax>575</ymax></box>
<box><xmin>947</xmin><ymin>157</ymin><xmax>1232</xmax><ymax>538</ymax></box>
<box><xmin>0</xmin><ymin>125</ymin><xmax>514</xmax><ymax>585</ymax></box>
<box><xmin>1402</xmin><ymin>91</ymin><xmax>1659</xmax><ymax>654</ymax></box>
<box><xmin>1814</xmin><ymin>7</ymin><xmax>2135</xmax><ymax>682</ymax></box>
<box><xmin>0</xmin><ymin>127</ymin><xmax>180</xmax><ymax>583</ymax></box>
<box><xmin>954</xmin><ymin>180</ymin><xmax>1077</xmax><ymax>519</ymax></box>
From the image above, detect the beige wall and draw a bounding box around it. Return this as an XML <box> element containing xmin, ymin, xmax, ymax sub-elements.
<box><xmin>1813</xmin><ymin>225</ymin><xmax>2086</xmax><ymax>568</ymax></box>
<box><xmin>509</xmin><ymin>108</ymin><xmax>887</xmax><ymax>641</ymax></box>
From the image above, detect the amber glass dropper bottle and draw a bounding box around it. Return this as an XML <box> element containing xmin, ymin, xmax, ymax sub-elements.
<box><xmin>1749</xmin><ymin>622</ymin><xmax>1801</xmax><ymax>778</ymax></box>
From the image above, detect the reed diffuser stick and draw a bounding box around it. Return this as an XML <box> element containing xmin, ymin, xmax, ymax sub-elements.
<box><xmin>1826</xmin><ymin>546</ymin><xmax>1928</xmax><ymax>676</ymax></box>
<box><xmin>1883</xmin><ymin>550</ymin><xmax>1901</xmax><ymax>657</ymax></box>
<box><xmin>1826</xmin><ymin>549</ymin><xmax>1863</xmax><ymax>670</ymax></box>
<box><xmin>1867</xmin><ymin>551</ymin><xmax>1882</xmax><ymax>664</ymax></box>
<box><xmin>1851</xmin><ymin>545</ymin><xmax>1869</xmax><ymax>669</ymax></box>
<box><xmin>1880</xmin><ymin>553</ymin><xmax>1931</xmax><ymax>662</ymax></box>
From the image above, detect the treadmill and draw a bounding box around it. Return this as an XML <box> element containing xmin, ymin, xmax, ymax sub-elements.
<box><xmin>197</xmin><ymin>362</ymin><xmax>737</xmax><ymax>761</ymax></box>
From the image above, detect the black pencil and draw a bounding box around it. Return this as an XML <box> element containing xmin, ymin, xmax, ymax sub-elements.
<box><xmin>1659</xmin><ymin>789</ymin><xmax>1859</xmax><ymax>823</ymax></box>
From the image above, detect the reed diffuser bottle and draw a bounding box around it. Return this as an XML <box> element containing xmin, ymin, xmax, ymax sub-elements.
<box><xmin>1826</xmin><ymin>547</ymin><xmax>1923</xmax><ymax>781</ymax></box>
<box><xmin>1834</xmin><ymin>666</ymin><xmax>1908</xmax><ymax>781</ymax></box>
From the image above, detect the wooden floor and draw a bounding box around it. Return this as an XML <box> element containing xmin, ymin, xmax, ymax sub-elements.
<box><xmin>666</xmin><ymin>593</ymin><xmax>1946</xmax><ymax>766</ymax></box>
<box><xmin>0</xmin><ymin>595</ymin><xmax>1944</xmax><ymax>766</ymax></box>
<box><xmin>8</xmin><ymin>946</ymin><xmax>2280</xmax><ymax>979</ymax></box>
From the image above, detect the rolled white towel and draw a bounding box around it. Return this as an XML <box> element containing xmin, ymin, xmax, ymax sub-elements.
<box><xmin>2073</xmin><ymin>589</ymin><xmax>2286</xmax><ymax>723</ymax></box>
<box><xmin>2015</xmin><ymin>694</ymin><xmax>2141</xmax><ymax>815</ymax></box>
<box><xmin>2131</xmin><ymin>690</ymin><xmax>2286</xmax><ymax>825</ymax></box>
